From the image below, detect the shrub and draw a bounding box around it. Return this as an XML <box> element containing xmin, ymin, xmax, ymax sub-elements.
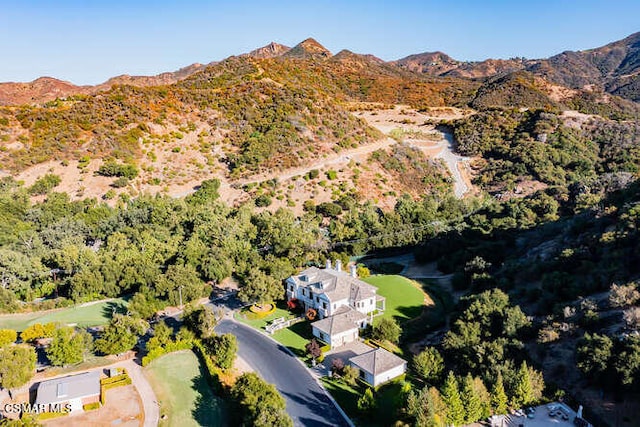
<box><xmin>111</xmin><ymin>177</ymin><xmax>129</xmax><ymax>188</ymax></box>
<box><xmin>28</xmin><ymin>174</ymin><xmax>61</xmax><ymax>195</ymax></box>
<box><xmin>96</xmin><ymin>162</ymin><xmax>138</xmax><ymax>179</ymax></box>
<box><xmin>255</xmin><ymin>194</ymin><xmax>272</xmax><ymax>207</ymax></box>
<box><xmin>38</xmin><ymin>411</ymin><xmax>69</xmax><ymax>421</ymax></box>
<box><xmin>316</xmin><ymin>202</ymin><xmax>342</xmax><ymax>218</ymax></box>
<box><xmin>83</xmin><ymin>402</ymin><xmax>100</xmax><ymax>411</ymax></box>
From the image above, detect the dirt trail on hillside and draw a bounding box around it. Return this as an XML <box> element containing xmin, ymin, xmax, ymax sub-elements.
<box><xmin>432</xmin><ymin>131</ymin><xmax>471</xmax><ymax>198</ymax></box>
<box><xmin>170</xmin><ymin>136</ymin><xmax>400</xmax><ymax>200</ymax></box>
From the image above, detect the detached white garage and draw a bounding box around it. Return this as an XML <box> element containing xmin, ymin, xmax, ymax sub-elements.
<box><xmin>349</xmin><ymin>348</ymin><xmax>406</xmax><ymax>387</ymax></box>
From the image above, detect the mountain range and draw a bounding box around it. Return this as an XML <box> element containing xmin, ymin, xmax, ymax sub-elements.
<box><xmin>1</xmin><ymin>33</ymin><xmax>639</xmax><ymax>105</ymax></box>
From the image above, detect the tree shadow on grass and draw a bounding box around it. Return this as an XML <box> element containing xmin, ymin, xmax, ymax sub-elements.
<box><xmin>394</xmin><ymin>304</ymin><xmax>424</xmax><ymax>323</ymax></box>
<box><xmin>285</xmin><ymin>321</ymin><xmax>313</xmax><ymax>357</ymax></box>
<box><xmin>191</xmin><ymin>364</ymin><xmax>226</xmax><ymax>426</ymax></box>
<box><xmin>100</xmin><ymin>301</ymin><xmax>128</xmax><ymax>319</ymax></box>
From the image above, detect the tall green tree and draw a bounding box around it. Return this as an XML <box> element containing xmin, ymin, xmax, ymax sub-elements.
<box><xmin>94</xmin><ymin>314</ymin><xmax>148</xmax><ymax>355</ymax></box>
<box><xmin>205</xmin><ymin>333</ymin><xmax>238</xmax><ymax>371</ymax></box>
<box><xmin>154</xmin><ymin>263</ymin><xmax>207</xmax><ymax>306</ymax></box>
<box><xmin>576</xmin><ymin>333</ymin><xmax>613</xmax><ymax>380</ymax></box>
<box><xmin>511</xmin><ymin>361</ymin><xmax>534</xmax><ymax>407</ymax></box>
<box><xmin>491</xmin><ymin>373</ymin><xmax>508</xmax><ymax>415</ymax></box>
<box><xmin>0</xmin><ymin>345</ymin><xmax>36</xmax><ymax>397</ymax></box>
<box><xmin>413</xmin><ymin>347</ymin><xmax>444</xmax><ymax>384</ymax></box>
<box><xmin>472</xmin><ymin>376</ymin><xmax>492</xmax><ymax>419</ymax></box>
<box><xmin>406</xmin><ymin>386</ymin><xmax>448</xmax><ymax>427</ymax></box>
<box><xmin>230</xmin><ymin>373</ymin><xmax>293</xmax><ymax>427</ymax></box>
<box><xmin>183</xmin><ymin>305</ymin><xmax>218</xmax><ymax>339</ymax></box>
<box><xmin>238</xmin><ymin>267</ymin><xmax>284</xmax><ymax>306</ymax></box>
<box><xmin>461</xmin><ymin>374</ymin><xmax>483</xmax><ymax>423</ymax></box>
<box><xmin>441</xmin><ymin>372</ymin><xmax>465</xmax><ymax>426</ymax></box>
<box><xmin>128</xmin><ymin>292</ymin><xmax>162</xmax><ymax>320</ymax></box>
<box><xmin>372</xmin><ymin>317</ymin><xmax>402</xmax><ymax>344</ymax></box>
<box><xmin>46</xmin><ymin>327</ymin><xmax>93</xmax><ymax>366</ymax></box>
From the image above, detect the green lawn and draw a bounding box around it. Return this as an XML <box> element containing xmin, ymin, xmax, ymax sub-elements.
<box><xmin>144</xmin><ymin>350</ymin><xmax>227</xmax><ymax>427</ymax></box>
<box><xmin>271</xmin><ymin>321</ymin><xmax>313</xmax><ymax>357</ymax></box>
<box><xmin>0</xmin><ymin>298</ymin><xmax>128</xmax><ymax>331</ymax></box>
<box><xmin>234</xmin><ymin>304</ymin><xmax>294</xmax><ymax>330</ymax></box>
<box><xmin>321</xmin><ymin>377</ymin><xmax>408</xmax><ymax>426</ymax></box>
<box><xmin>236</xmin><ymin>304</ymin><xmax>312</xmax><ymax>356</ymax></box>
<box><xmin>362</xmin><ymin>275</ymin><xmax>427</xmax><ymax>323</ymax></box>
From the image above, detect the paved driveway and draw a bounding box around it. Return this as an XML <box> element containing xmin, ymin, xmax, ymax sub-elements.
<box><xmin>215</xmin><ymin>319</ymin><xmax>351</xmax><ymax>427</ymax></box>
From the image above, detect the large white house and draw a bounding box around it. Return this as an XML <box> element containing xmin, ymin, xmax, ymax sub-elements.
<box><xmin>286</xmin><ymin>260</ymin><xmax>386</xmax><ymax>347</ymax></box>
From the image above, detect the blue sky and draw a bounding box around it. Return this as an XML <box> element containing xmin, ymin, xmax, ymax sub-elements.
<box><xmin>1</xmin><ymin>0</ymin><xmax>639</xmax><ymax>85</ymax></box>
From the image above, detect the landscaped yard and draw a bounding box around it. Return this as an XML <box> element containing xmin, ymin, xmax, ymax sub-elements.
<box><xmin>235</xmin><ymin>304</ymin><xmax>294</xmax><ymax>330</ymax></box>
<box><xmin>362</xmin><ymin>275</ymin><xmax>430</xmax><ymax>324</ymax></box>
<box><xmin>144</xmin><ymin>350</ymin><xmax>227</xmax><ymax>427</ymax></box>
<box><xmin>0</xmin><ymin>297</ymin><xmax>129</xmax><ymax>331</ymax></box>
<box><xmin>235</xmin><ymin>303</ymin><xmax>312</xmax><ymax>356</ymax></box>
<box><xmin>321</xmin><ymin>376</ymin><xmax>408</xmax><ymax>426</ymax></box>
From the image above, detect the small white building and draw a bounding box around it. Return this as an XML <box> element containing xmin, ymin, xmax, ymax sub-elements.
<box><xmin>349</xmin><ymin>347</ymin><xmax>407</xmax><ymax>387</ymax></box>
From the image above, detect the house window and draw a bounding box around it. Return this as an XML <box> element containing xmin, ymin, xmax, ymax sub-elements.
<box><xmin>316</xmin><ymin>297</ymin><xmax>320</xmax><ymax>303</ymax></box>
<box><xmin>323</xmin><ymin>302</ymin><xmax>327</xmax><ymax>309</ymax></box>
<box><xmin>359</xmin><ymin>370</ymin><xmax>366</xmax><ymax>379</ymax></box>
<box><xmin>289</xmin><ymin>285</ymin><xmax>293</xmax><ymax>291</ymax></box>
<box><xmin>302</xmin><ymin>289</ymin><xmax>306</xmax><ymax>297</ymax></box>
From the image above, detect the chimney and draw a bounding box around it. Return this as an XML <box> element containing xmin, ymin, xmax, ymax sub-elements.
<box><xmin>350</xmin><ymin>264</ymin><xmax>357</xmax><ymax>278</ymax></box>
<box><xmin>335</xmin><ymin>259</ymin><xmax>342</xmax><ymax>272</ymax></box>
<box><xmin>325</xmin><ymin>259</ymin><xmax>331</xmax><ymax>270</ymax></box>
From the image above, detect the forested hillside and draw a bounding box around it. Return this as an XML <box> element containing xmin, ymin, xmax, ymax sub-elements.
<box><xmin>1</xmin><ymin>34</ymin><xmax>640</xmax><ymax>426</ymax></box>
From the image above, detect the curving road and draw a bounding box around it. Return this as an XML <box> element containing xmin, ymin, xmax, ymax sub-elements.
<box><xmin>215</xmin><ymin>319</ymin><xmax>351</xmax><ymax>427</ymax></box>
<box><xmin>432</xmin><ymin>131</ymin><xmax>471</xmax><ymax>198</ymax></box>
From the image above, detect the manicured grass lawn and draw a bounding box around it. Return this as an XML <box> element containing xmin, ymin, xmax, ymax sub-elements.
<box><xmin>321</xmin><ymin>377</ymin><xmax>360</xmax><ymax>417</ymax></box>
<box><xmin>234</xmin><ymin>304</ymin><xmax>294</xmax><ymax>330</ymax></box>
<box><xmin>321</xmin><ymin>377</ymin><xmax>408</xmax><ymax>426</ymax></box>
<box><xmin>236</xmin><ymin>303</ymin><xmax>312</xmax><ymax>356</ymax></box>
<box><xmin>362</xmin><ymin>275</ymin><xmax>429</xmax><ymax>324</ymax></box>
<box><xmin>272</xmin><ymin>321</ymin><xmax>313</xmax><ymax>357</ymax></box>
<box><xmin>145</xmin><ymin>350</ymin><xmax>227</xmax><ymax>427</ymax></box>
<box><xmin>0</xmin><ymin>298</ymin><xmax>129</xmax><ymax>331</ymax></box>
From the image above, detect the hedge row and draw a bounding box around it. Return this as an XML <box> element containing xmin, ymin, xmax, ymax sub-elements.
<box><xmin>141</xmin><ymin>340</ymin><xmax>193</xmax><ymax>366</ymax></box>
<box><xmin>192</xmin><ymin>340</ymin><xmax>223</xmax><ymax>395</ymax></box>
<box><xmin>83</xmin><ymin>402</ymin><xmax>101</xmax><ymax>411</ymax></box>
<box><xmin>100</xmin><ymin>371</ymin><xmax>128</xmax><ymax>386</ymax></box>
<box><xmin>100</xmin><ymin>375</ymin><xmax>132</xmax><ymax>405</ymax></box>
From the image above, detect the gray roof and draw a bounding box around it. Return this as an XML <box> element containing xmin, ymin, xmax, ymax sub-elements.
<box><xmin>35</xmin><ymin>370</ymin><xmax>101</xmax><ymax>405</ymax></box>
<box><xmin>349</xmin><ymin>348</ymin><xmax>406</xmax><ymax>376</ymax></box>
<box><xmin>312</xmin><ymin>306</ymin><xmax>367</xmax><ymax>336</ymax></box>
<box><xmin>290</xmin><ymin>266</ymin><xmax>378</xmax><ymax>303</ymax></box>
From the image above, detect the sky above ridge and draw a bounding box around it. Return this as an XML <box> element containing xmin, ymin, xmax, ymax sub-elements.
<box><xmin>1</xmin><ymin>0</ymin><xmax>639</xmax><ymax>85</ymax></box>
